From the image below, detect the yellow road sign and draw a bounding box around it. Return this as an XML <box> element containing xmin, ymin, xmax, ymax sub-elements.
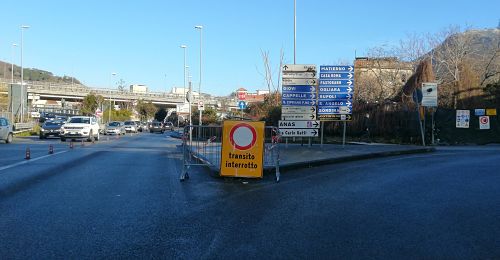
<box><xmin>220</xmin><ymin>121</ymin><xmax>265</xmax><ymax>178</ymax></box>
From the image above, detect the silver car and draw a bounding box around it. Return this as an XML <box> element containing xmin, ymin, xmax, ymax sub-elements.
<box><xmin>0</xmin><ymin>117</ymin><xmax>14</xmax><ymax>144</ymax></box>
<box><xmin>105</xmin><ymin>121</ymin><xmax>126</xmax><ymax>135</ymax></box>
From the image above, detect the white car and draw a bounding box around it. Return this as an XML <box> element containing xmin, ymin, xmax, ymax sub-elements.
<box><xmin>60</xmin><ymin>116</ymin><xmax>100</xmax><ymax>142</ymax></box>
<box><xmin>123</xmin><ymin>121</ymin><xmax>138</xmax><ymax>133</ymax></box>
<box><xmin>0</xmin><ymin>117</ymin><xmax>14</xmax><ymax>144</ymax></box>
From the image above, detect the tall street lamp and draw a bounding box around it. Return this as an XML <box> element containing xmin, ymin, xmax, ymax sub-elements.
<box><xmin>11</xmin><ymin>43</ymin><xmax>18</xmax><ymax>121</ymax></box>
<box><xmin>195</xmin><ymin>25</ymin><xmax>203</xmax><ymax>127</ymax></box>
<box><xmin>180</xmin><ymin>45</ymin><xmax>187</xmax><ymax>129</ymax></box>
<box><xmin>108</xmin><ymin>72</ymin><xmax>117</xmax><ymax>123</ymax></box>
<box><xmin>20</xmin><ymin>25</ymin><xmax>30</xmax><ymax>122</ymax></box>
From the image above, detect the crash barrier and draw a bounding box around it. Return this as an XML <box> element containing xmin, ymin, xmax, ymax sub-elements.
<box><xmin>181</xmin><ymin>124</ymin><xmax>281</xmax><ymax>182</ymax></box>
<box><xmin>13</xmin><ymin>122</ymin><xmax>35</xmax><ymax>134</ymax></box>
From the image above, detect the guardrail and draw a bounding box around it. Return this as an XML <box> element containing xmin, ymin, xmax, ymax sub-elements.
<box><xmin>13</xmin><ymin>122</ymin><xmax>35</xmax><ymax>134</ymax></box>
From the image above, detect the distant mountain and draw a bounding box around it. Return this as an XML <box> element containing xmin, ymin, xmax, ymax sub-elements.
<box><xmin>0</xmin><ymin>60</ymin><xmax>82</xmax><ymax>84</ymax></box>
<box><xmin>430</xmin><ymin>28</ymin><xmax>499</xmax><ymax>84</ymax></box>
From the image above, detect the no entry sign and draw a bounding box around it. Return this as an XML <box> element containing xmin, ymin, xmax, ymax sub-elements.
<box><xmin>220</xmin><ymin>121</ymin><xmax>265</xmax><ymax>178</ymax></box>
<box><xmin>479</xmin><ymin>116</ymin><xmax>490</xmax><ymax>130</ymax></box>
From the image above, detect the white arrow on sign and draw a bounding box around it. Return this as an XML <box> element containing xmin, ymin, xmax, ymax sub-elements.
<box><xmin>279</xmin><ymin>128</ymin><xmax>319</xmax><ymax>137</ymax></box>
<box><xmin>347</xmin><ymin>86</ymin><xmax>353</xmax><ymax>93</ymax></box>
<box><xmin>282</xmin><ymin>64</ymin><xmax>317</xmax><ymax>72</ymax></box>
<box><xmin>348</xmin><ymin>66</ymin><xmax>354</xmax><ymax>72</ymax></box>
<box><xmin>347</xmin><ymin>80</ymin><xmax>353</xmax><ymax>86</ymax></box>
<box><xmin>347</xmin><ymin>73</ymin><xmax>353</xmax><ymax>79</ymax></box>
<box><xmin>279</xmin><ymin>120</ymin><xmax>320</xmax><ymax>129</ymax></box>
<box><xmin>282</xmin><ymin>78</ymin><xmax>317</xmax><ymax>86</ymax></box>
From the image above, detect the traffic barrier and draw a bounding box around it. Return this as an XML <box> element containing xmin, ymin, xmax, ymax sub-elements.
<box><xmin>180</xmin><ymin>124</ymin><xmax>281</xmax><ymax>182</ymax></box>
<box><xmin>49</xmin><ymin>144</ymin><xmax>54</xmax><ymax>154</ymax></box>
<box><xmin>25</xmin><ymin>147</ymin><xmax>31</xmax><ymax>160</ymax></box>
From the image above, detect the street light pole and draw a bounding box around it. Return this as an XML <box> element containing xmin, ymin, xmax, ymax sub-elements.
<box><xmin>20</xmin><ymin>25</ymin><xmax>30</xmax><ymax>122</ymax></box>
<box><xmin>195</xmin><ymin>25</ymin><xmax>203</xmax><ymax>128</ymax></box>
<box><xmin>294</xmin><ymin>0</ymin><xmax>296</xmax><ymax>64</ymax></box>
<box><xmin>11</xmin><ymin>43</ymin><xmax>18</xmax><ymax>122</ymax></box>
<box><xmin>180</xmin><ymin>45</ymin><xmax>187</xmax><ymax>128</ymax></box>
<box><xmin>108</xmin><ymin>72</ymin><xmax>116</xmax><ymax>123</ymax></box>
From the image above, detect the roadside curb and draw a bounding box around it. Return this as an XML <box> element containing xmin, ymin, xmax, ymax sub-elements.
<box><xmin>278</xmin><ymin>147</ymin><xmax>436</xmax><ymax>172</ymax></box>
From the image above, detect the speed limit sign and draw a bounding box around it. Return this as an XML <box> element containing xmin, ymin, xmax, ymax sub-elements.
<box><xmin>198</xmin><ymin>101</ymin><xmax>205</xmax><ymax>111</ymax></box>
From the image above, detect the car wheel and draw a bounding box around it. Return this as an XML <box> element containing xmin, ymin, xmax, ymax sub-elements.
<box><xmin>61</xmin><ymin>137</ymin><xmax>66</xmax><ymax>142</ymax></box>
<box><xmin>6</xmin><ymin>133</ymin><xmax>13</xmax><ymax>143</ymax></box>
<box><xmin>95</xmin><ymin>132</ymin><xmax>100</xmax><ymax>141</ymax></box>
<box><xmin>39</xmin><ymin>134</ymin><xmax>45</xmax><ymax>139</ymax></box>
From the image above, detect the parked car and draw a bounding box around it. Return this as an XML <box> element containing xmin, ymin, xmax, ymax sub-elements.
<box><xmin>123</xmin><ymin>121</ymin><xmax>138</xmax><ymax>133</ymax></box>
<box><xmin>149</xmin><ymin>121</ymin><xmax>164</xmax><ymax>134</ymax></box>
<box><xmin>40</xmin><ymin>120</ymin><xmax>65</xmax><ymax>139</ymax></box>
<box><xmin>60</xmin><ymin>116</ymin><xmax>100</xmax><ymax>142</ymax></box>
<box><xmin>163</xmin><ymin>122</ymin><xmax>174</xmax><ymax>131</ymax></box>
<box><xmin>0</xmin><ymin>117</ymin><xmax>14</xmax><ymax>144</ymax></box>
<box><xmin>105</xmin><ymin>121</ymin><xmax>126</xmax><ymax>135</ymax></box>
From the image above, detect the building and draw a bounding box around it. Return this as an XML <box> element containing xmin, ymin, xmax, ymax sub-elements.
<box><xmin>130</xmin><ymin>84</ymin><xmax>148</xmax><ymax>93</ymax></box>
<box><xmin>354</xmin><ymin>57</ymin><xmax>413</xmax><ymax>103</ymax></box>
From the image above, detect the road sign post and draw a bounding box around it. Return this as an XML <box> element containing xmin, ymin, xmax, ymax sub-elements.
<box><xmin>318</xmin><ymin>65</ymin><xmax>355</xmax><ymax>146</ymax></box>
<box><xmin>280</xmin><ymin>64</ymin><xmax>318</xmax><ymax>144</ymax></box>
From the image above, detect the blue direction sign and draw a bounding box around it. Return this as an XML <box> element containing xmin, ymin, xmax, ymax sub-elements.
<box><xmin>319</xmin><ymin>72</ymin><xmax>354</xmax><ymax>79</ymax></box>
<box><xmin>282</xmin><ymin>99</ymin><xmax>317</xmax><ymax>106</ymax></box>
<box><xmin>318</xmin><ymin>65</ymin><xmax>354</xmax><ymax>121</ymax></box>
<box><xmin>319</xmin><ymin>79</ymin><xmax>354</xmax><ymax>86</ymax></box>
<box><xmin>318</xmin><ymin>93</ymin><xmax>352</xmax><ymax>100</ymax></box>
<box><xmin>318</xmin><ymin>100</ymin><xmax>352</xmax><ymax>107</ymax></box>
<box><xmin>318</xmin><ymin>86</ymin><xmax>354</xmax><ymax>94</ymax></box>
<box><xmin>282</xmin><ymin>85</ymin><xmax>316</xmax><ymax>93</ymax></box>
<box><xmin>320</xmin><ymin>65</ymin><xmax>354</xmax><ymax>73</ymax></box>
<box><xmin>282</xmin><ymin>92</ymin><xmax>316</xmax><ymax>99</ymax></box>
<box><xmin>238</xmin><ymin>101</ymin><xmax>246</xmax><ymax>109</ymax></box>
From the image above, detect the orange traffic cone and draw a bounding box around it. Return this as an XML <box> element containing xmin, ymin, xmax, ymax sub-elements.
<box><xmin>25</xmin><ymin>147</ymin><xmax>31</xmax><ymax>160</ymax></box>
<box><xmin>49</xmin><ymin>144</ymin><xmax>54</xmax><ymax>154</ymax></box>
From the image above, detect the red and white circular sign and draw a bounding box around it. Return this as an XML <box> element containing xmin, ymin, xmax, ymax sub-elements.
<box><xmin>237</xmin><ymin>92</ymin><xmax>246</xmax><ymax>100</ymax></box>
<box><xmin>229</xmin><ymin>123</ymin><xmax>256</xmax><ymax>150</ymax></box>
<box><xmin>480</xmin><ymin>116</ymin><xmax>489</xmax><ymax>124</ymax></box>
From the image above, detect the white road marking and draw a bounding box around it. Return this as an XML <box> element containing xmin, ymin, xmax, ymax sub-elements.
<box><xmin>0</xmin><ymin>150</ymin><xmax>68</xmax><ymax>172</ymax></box>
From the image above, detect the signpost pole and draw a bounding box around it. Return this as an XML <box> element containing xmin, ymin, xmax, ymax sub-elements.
<box><xmin>342</xmin><ymin>121</ymin><xmax>346</xmax><ymax>148</ymax></box>
<box><xmin>431</xmin><ymin>109</ymin><xmax>435</xmax><ymax>145</ymax></box>
<box><xmin>320</xmin><ymin>121</ymin><xmax>324</xmax><ymax>148</ymax></box>
<box><xmin>413</xmin><ymin>90</ymin><xmax>426</xmax><ymax>146</ymax></box>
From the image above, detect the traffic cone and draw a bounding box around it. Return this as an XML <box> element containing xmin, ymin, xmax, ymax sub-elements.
<box><xmin>70</xmin><ymin>141</ymin><xmax>74</xmax><ymax>149</ymax></box>
<box><xmin>49</xmin><ymin>144</ymin><xmax>54</xmax><ymax>154</ymax></box>
<box><xmin>25</xmin><ymin>147</ymin><xmax>31</xmax><ymax>160</ymax></box>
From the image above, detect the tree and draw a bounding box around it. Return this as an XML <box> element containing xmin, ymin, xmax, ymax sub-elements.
<box><xmin>192</xmin><ymin>107</ymin><xmax>219</xmax><ymax>125</ymax></box>
<box><xmin>135</xmin><ymin>99</ymin><xmax>157</xmax><ymax>121</ymax></box>
<box><xmin>154</xmin><ymin>107</ymin><xmax>167</xmax><ymax>122</ymax></box>
<box><xmin>81</xmin><ymin>93</ymin><xmax>103</xmax><ymax>116</ymax></box>
<box><xmin>117</xmin><ymin>79</ymin><xmax>127</xmax><ymax>92</ymax></box>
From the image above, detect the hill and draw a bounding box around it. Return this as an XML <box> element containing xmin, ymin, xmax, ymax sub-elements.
<box><xmin>0</xmin><ymin>61</ymin><xmax>82</xmax><ymax>84</ymax></box>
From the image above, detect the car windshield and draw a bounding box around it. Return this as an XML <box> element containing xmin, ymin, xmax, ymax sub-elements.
<box><xmin>108</xmin><ymin>122</ymin><xmax>120</xmax><ymax>127</ymax></box>
<box><xmin>68</xmin><ymin>117</ymin><xmax>90</xmax><ymax>124</ymax></box>
<box><xmin>124</xmin><ymin>121</ymin><xmax>134</xmax><ymax>125</ymax></box>
<box><xmin>44</xmin><ymin>121</ymin><xmax>64</xmax><ymax>126</ymax></box>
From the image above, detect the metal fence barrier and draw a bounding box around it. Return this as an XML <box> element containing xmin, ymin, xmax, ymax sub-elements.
<box><xmin>180</xmin><ymin>124</ymin><xmax>281</xmax><ymax>182</ymax></box>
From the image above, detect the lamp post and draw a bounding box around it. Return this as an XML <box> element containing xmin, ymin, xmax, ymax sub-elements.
<box><xmin>195</xmin><ymin>25</ymin><xmax>203</xmax><ymax>128</ymax></box>
<box><xmin>21</xmin><ymin>25</ymin><xmax>30</xmax><ymax>122</ymax></box>
<box><xmin>180</xmin><ymin>45</ymin><xmax>187</xmax><ymax>129</ymax></box>
<box><xmin>108</xmin><ymin>72</ymin><xmax>117</xmax><ymax>123</ymax></box>
<box><xmin>11</xmin><ymin>43</ymin><xmax>18</xmax><ymax>122</ymax></box>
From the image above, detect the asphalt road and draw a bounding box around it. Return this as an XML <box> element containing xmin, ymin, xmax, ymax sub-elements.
<box><xmin>0</xmin><ymin>134</ymin><xmax>499</xmax><ymax>259</ymax></box>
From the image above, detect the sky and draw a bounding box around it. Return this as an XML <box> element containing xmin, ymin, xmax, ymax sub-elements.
<box><xmin>0</xmin><ymin>0</ymin><xmax>498</xmax><ymax>96</ymax></box>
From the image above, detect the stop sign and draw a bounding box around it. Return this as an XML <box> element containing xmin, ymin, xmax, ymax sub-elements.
<box><xmin>237</xmin><ymin>92</ymin><xmax>246</xmax><ymax>100</ymax></box>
